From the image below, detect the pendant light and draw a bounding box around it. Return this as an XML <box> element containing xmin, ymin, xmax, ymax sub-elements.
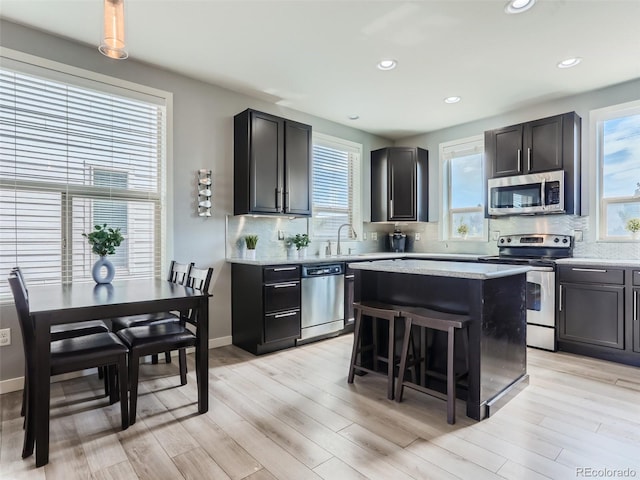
<box><xmin>99</xmin><ymin>0</ymin><xmax>128</xmax><ymax>59</ymax></box>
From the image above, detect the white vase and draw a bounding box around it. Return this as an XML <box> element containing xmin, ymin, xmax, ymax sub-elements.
<box><xmin>91</xmin><ymin>256</ymin><xmax>115</xmax><ymax>284</ymax></box>
<box><xmin>298</xmin><ymin>247</ymin><xmax>307</xmax><ymax>259</ymax></box>
<box><xmin>245</xmin><ymin>249</ymin><xmax>256</xmax><ymax>260</ymax></box>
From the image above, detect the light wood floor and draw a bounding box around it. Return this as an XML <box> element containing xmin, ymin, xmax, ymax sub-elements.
<box><xmin>2</xmin><ymin>334</ymin><xmax>639</xmax><ymax>480</ymax></box>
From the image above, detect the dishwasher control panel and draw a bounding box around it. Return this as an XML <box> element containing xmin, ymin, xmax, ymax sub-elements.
<box><xmin>301</xmin><ymin>264</ymin><xmax>344</xmax><ymax>277</ymax></box>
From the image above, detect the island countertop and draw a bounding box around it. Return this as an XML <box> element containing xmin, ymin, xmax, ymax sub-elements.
<box><xmin>349</xmin><ymin>259</ymin><xmax>530</xmax><ymax>280</ymax></box>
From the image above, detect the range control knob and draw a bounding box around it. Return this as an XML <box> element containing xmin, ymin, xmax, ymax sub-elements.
<box><xmin>499</xmin><ymin>238</ymin><xmax>505</xmax><ymax>244</ymax></box>
<box><xmin>562</xmin><ymin>238</ymin><xmax>569</xmax><ymax>244</ymax></box>
<box><xmin>554</xmin><ymin>237</ymin><xmax>560</xmax><ymax>243</ymax></box>
<box><xmin>507</xmin><ymin>238</ymin><xmax>512</xmax><ymax>243</ymax></box>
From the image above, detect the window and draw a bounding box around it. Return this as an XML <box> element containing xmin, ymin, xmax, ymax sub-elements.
<box><xmin>311</xmin><ymin>133</ymin><xmax>362</xmax><ymax>240</ymax></box>
<box><xmin>439</xmin><ymin>135</ymin><xmax>486</xmax><ymax>240</ymax></box>
<box><xmin>0</xmin><ymin>56</ymin><xmax>167</xmax><ymax>297</ymax></box>
<box><xmin>592</xmin><ymin>100</ymin><xmax>640</xmax><ymax>240</ymax></box>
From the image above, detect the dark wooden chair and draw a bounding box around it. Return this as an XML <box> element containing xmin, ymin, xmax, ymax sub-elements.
<box><xmin>116</xmin><ymin>266</ymin><xmax>213</xmax><ymax>424</ymax></box>
<box><xmin>11</xmin><ymin>267</ymin><xmax>111</xmax><ymax>418</ymax></box>
<box><xmin>348</xmin><ymin>300</ymin><xmax>404</xmax><ymax>400</ymax></box>
<box><xmin>395</xmin><ymin>306</ymin><xmax>471</xmax><ymax>424</ymax></box>
<box><xmin>8</xmin><ymin>273</ymin><xmax>129</xmax><ymax>460</ymax></box>
<box><xmin>110</xmin><ymin>261</ymin><xmax>193</xmax><ymax>364</ymax></box>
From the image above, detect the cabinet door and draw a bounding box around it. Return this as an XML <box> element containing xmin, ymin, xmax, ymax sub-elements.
<box><xmin>388</xmin><ymin>148</ymin><xmax>417</xmax><ymax>220</ymax></box>
<box><xmin>250</xmin><ymin>111</ymin><xmax>283</xmax><ymax>213</ymax></box>
<box><xmin>634</xmin><ymin>287</ymin><xmax>640</xmax><ymax>353</ymax></box>
<box><xmin>559</xmin><ymin>283</ymin><xmax>625</xmax><ymax>349</ymax></box>
<box><xmin>284</xmin><ymin>120</ymin><xmax>312</xmax><ymax>216</ymax></box>
<box><xmin>491</xmin><ymin>124</ymin><xmax>523</xmax><ymax>177</ymax></box>
<box><xmin>524</xmin><ymin>115</ymin><xmax>563</xmax><ymax>173</ymax></box>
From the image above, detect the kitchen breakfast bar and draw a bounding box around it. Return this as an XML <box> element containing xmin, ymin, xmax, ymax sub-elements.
<box><xmin>349</xmin><ymin>259</ymin><xmax>531</xmax><ymax>421</ymax></box>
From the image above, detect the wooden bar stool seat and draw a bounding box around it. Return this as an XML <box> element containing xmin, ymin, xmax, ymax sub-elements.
<box><xmin>347</xmin><ymin>300</ymin><xmax>402</xmax><ymax>400</ymax></box>
<box><xmin>395</xmin><ymin>306</ymin><xmax>470</xmax><ymax>424</ymax></box>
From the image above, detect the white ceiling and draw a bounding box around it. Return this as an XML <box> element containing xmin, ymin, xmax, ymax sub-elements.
<box><xmin>1</xmin><ymin>0</ymin><xmax>639</xmax><ymax>139</ymax></box>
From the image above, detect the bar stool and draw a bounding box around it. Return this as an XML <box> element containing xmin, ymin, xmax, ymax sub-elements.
<box><xmin>395</xmin><ymin>306</ymin><xmax>470</xmax><ymax>424</ymax></box>
<box><xmin>347</xmin><ymin>300</ymin><xmax>403</xmax><ymax>399</ymax></box>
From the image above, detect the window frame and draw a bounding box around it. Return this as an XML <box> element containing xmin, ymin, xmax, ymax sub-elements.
<box><xmin>310</xmin><ymin>132</ymin><xmax>363</xmax><ymax>242</ymax></box>
<box><xmin>439</xmin><ymin>134</ymin><xmax>488</xmax><ymax>242</ymax></box>
<box><xmin>589</xmin><ymin>99</ymin><xmax>640</xmax><ymax>242</ymax></box>
<box><xmin>0</xmin><ymin>48</ymin><xmax>172</xmax><ymax>299</ymax></box>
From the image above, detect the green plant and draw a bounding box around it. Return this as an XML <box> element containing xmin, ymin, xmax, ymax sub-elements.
<box><xmin>457</xmin><ymin>223</ymin><xmax>469</xmax><ymax>236</ymax></box>
<box><xmin>626</xmin><ymin>218</ymin><xmax>640</xmax><ymax>233</ymax></box>
<box><xmin>82</xmin><ymin>224</ymin><xmax>124</xmax><ymax>257</ymax></box>
<box><xmin>292</xmin><ymin>233</ymin><xmax>310</xmax><ymax>250</ymax></box>
<box><xmin>245</xmin><ymin>234</ymin><xmax>259</xmax><ymax>249</ymax></box>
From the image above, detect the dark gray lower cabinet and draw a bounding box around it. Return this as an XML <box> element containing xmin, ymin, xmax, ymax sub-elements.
<box><xmin>232</xmin><ymin>263</ymin><xmax>301</xmax><ymax>355</ymax></box>
<box><xmin>558</xmin><ymin>265</ymin><xmax>639</xmax><ymax>366</ymax></box>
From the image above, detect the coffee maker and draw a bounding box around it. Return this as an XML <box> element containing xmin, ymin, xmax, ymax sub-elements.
<box><xmin>388</xmin><ymin>228</ymin><xmax>406</xmax><ymax>252</ymax></box>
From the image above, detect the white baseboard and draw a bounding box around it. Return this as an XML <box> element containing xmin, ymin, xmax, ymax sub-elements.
<box><xmin>0</xmin><ymin>336</ymin><xmax>234</xmax><ymax>395</ymax></box>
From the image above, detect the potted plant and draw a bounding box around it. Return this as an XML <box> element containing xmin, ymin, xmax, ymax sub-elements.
<box><xmin>244</xmin><ymin>234</ymin><xmax>258</xmax><ymax>259</ymax></box>
<box><xmin>626</xmin><ymin>218</ymin><xmax>640</xmax><ymax>239</ymax></box>
<box><xmin>456</xmin><ymin>223</ymin><xmax>469</xmax><ymax>239</ymax></box>
<box><xmin>82</xmin><ymin>224</ymin><xmax>124</xmax><ymax>284</ymax></box>
<box><xmin>292</xmin><ymin>233</ymin><xmax>310</xmax><ymax>258</ymax></box>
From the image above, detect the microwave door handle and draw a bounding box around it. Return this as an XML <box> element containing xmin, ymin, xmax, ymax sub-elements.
<box><xmin>541</xmin><ymin>178</ymin><xmax>546</xmax><ymax>206</ymax></box>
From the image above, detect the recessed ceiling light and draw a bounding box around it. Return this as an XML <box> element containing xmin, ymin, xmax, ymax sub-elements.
<box><xmin>377</xmin><ymin>59</ymin><xmax>397</xmax><ymax>71</ymax></box>
<box><xmin>504</xmin><ymin>0</ymin><xmax>536</xmax><ymax>14</ymax></box>
<box><xmin>444</xmin><ymin>96</ymin><xmax>461</xmax><ymax>104</ymax></box>
<box><xmin>348</xmin><ymin>115</ymin><xmax>360</xmax><ymax>120</ymax></box>
<box><xmin>557</xmin><ymin>57</ymin><xmax>582</xmax><ymax>69</ymax></box>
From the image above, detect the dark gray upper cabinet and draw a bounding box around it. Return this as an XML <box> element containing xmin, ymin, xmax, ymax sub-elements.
<box><xmin>234</xmin><ymin>109</ymin><xmax>311</xmax><ymax>216</ymax></box>
<box><xmin>485</xmin><ymin>111</ymin><xmax>580</xmax><ymax>178</ymax></box>
<box><xmin>371</xmin><ymin>147</ymin><xmax>428</xmax><ymax>222</ymax></box>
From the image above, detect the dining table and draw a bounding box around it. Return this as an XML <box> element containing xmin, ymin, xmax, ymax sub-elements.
<box><xmin>26</xmin><ymin>278</ymin><xmax>210</xmax><ymax>467</ymax></box>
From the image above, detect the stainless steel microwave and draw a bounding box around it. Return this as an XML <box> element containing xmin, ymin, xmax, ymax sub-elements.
<box><xmin>487</xmin><ymin>170</ymin><xmax>565</xmax><ymax>216</ymax></box>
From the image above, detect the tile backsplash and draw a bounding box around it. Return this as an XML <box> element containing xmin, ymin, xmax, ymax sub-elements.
<box><xmin>226</xmin><ymin>214</ymin><xmax>639</xmax><ymax>260</ymax></box>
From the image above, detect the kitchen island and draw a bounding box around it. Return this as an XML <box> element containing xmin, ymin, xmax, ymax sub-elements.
<box><xmin>349</xmin><ymin>259</ymin><xmax>530</xmax><ymax>421</ymax></box>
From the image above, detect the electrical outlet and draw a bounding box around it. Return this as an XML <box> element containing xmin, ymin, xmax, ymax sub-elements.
<box><xmin>491</xmin><ymin>231</ymin><xmax>500</xmax><ymax>241</ymax></box>
<box><xmin>0</xmin><ymin>328</ymin><xmax>10</xmax><ymax>347</ymax></box>
<box><xmin>277</xmin><ymin>230</ymin><xmax>285</xmax><ymax>240</ymax></box>
<box><xmin>371</xmin><ymin>232</ymin><xmax>378</xmax><ymax>241</ymax></box>
<box><xmin>573</xmin><ymin>230</ymin><xmax>584</xmax><ymax>242</ymax></box>
<box><xmin>415</xmin><ymin>232</ymin><xmax>421</xmax><ymax>241</ymax></box>
<box><xmin>362</xmin><ymin>232</ymin><xmax>367</xmax><ymax>240</ymax></box>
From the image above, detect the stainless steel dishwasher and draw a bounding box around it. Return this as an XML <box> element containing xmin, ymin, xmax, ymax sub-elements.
<box><xmin>298</xmin><ymin>263</ymin><xmax>344</xmax><ymax>342</ymax></box>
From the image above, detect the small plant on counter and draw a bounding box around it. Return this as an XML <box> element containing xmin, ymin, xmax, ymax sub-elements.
<box><xmin>292</xmin><ymin>233</ymin><xmax>310</xmax><ymax>250</ymax></box>
<box><xmin>456</xmin><ymin>223</ymin><xmax>469</xmax><ymax>237</ymax></box>
<box><xmin>244</xmin><ymin>234</ymin><xmax>259</xmax><ymax>250</ymax></box>
<box><xmin>625</xmin><ymin>218</ymin><xmax>640</xmax><ymax>234</ymax></box>
<box><xmin>82</xmin><ymin>224</ymin><xmax>124</xmax><ymax>257</ymax></box>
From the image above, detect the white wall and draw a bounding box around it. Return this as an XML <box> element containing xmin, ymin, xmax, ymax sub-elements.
<box><xmin>0</xmin><ymin>20</ymin><xmax>391</xmax><ymax>384</ymax></box>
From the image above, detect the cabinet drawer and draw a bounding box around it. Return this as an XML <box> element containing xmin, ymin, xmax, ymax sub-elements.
<box><xmin>633</xmin><ymin>270</ymin><xmax>640</xmax><ymax>286</ymax></box>
<box><xmin>263</xmin><ymin>265</ymin><xmax>300</xmax><ymax>283</ymax></box>
<box><xmin>264</xmin><ymin>281</ymin><xmax>300</xmax><ymax>313</ymax></box>
<box><xmin>558</xmin><ymin>266</ymin><xmax>624</xmax><ymax>285</ymax></box>
<box><xmin>264</xmin><ymin>309</ymin><xmax>300</xmax><ymax>343</ymax></box>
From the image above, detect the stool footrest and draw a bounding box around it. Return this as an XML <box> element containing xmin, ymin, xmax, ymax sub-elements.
<box><xmin>401</xmin><ymin>382</ymin><xmax>448</xmax><ymax>402</ymax></box>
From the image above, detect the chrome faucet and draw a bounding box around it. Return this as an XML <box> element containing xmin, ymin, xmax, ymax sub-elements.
<box><xmin>337</xmin><ymin>223</ymin><xmax>357</xmax><ymax>255</ymax></box>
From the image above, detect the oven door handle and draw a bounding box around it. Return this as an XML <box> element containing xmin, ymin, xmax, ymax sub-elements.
<box><xmin>559</xmin><ymin>285</ymin><xmax>563</xmax><ymax>312</ymax></box>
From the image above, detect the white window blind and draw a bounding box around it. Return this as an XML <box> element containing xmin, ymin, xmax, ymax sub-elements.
<box><xmin>311</xmin><ymin>133</ymin><xmax>362</xmax><ymax>240</ymax></box>
<box><xmin>0</xmin><ymin>62</ymin><xmax>166</xmax><ymax>297</ymax></box>
<box><xmin>440</xmin><ymin>135</ymin><xmax>486</xmax><ymax>241</ymax></box>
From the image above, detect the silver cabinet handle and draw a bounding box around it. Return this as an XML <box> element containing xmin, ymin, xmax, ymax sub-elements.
<box><xmin>272</xmin><ymin>267</ymin><xmax>297</xmax><ymax>272</ymax></box>
<box><xmin>285</xmin><ymin>190</ymin><xmax>290</xmax><ymax>212</ymax></box>
<box><xmin>345</xmin><ymin>274</ymin><xmax>355</xmax><ymax>279</ymax></box>
<box><xmin>527</xmin><ymin>147</ymin><xmax>531</xmax><ymax>171</ymax></box>
<box><xmin>517</xmin><ymin>149</ymin><xmax>521</xmax><ymax>172</ymax></box>
<box><xmin>635</xmin><ymin>290</ymin><xmax>638</xmax><ymax>322</ymax></box>
<box><xmin>271</xmin><ymin>283</ymin><xmax>298</xmax><ymax>288</ymax></box>
<box><xmin>275</xmin><ymin>187</ymin><xmax>280</xmax><ymax>210</ymax></box>
<box><xmin>275</xmin><ymin>311</ymin><xmax>298</xmax><ymax>319</ymax></box>
<box><xmin>559</xmin><ymin>285</ymin><xmax>563</xmax><ymax>312</ymax></box>
<box><xmin>571</xmin><ymin>268</ymin><xmax>607</xmax><ymax>273</ymax></box>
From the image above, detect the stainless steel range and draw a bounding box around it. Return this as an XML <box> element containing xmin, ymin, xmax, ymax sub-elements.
<box><xmin>479</xmin><ymin>234</ymin><xmax>573</xmax><ymax>351</ymax></box>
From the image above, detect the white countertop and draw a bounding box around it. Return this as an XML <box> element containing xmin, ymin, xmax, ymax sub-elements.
<box><xmin>556</xmin><ymin>258</ymin><xmax>640</xmax><ymax>268</ymax></box>
<box><xmin>226</xmin><ymin>252</ymin><xmax>480</xmax><ymax>266</ymax></box>
<box><xmin>348</xmin><ymin>259</ymin><xmax>531</xmax><ymax>280</ymax></box>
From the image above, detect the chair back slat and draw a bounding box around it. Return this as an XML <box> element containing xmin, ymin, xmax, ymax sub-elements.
<box><xmin>8</xmin><ymin>274</ymin><xmax>35</xmax><ymax>367</ymax></box>
<box><xmin>168</xmin><ymin>261</ymin><xmax>194</xmax><ymax>285</ymax></box>
<box><xmin>186</xmin><ymin>266</ymin><xmax>213</xmax><ymax>294</ymax></box>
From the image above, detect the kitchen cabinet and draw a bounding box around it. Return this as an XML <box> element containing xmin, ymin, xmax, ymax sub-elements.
<box><xmin>371</xmin><ymin>147</ymin><xmax>429</xmax><ymax>222</ymax></box>
<box><xmin>232</xmin><ymin>263</ymin><xmax>301</xmax><ymax>354</ymax></box>
<box><xmin>234</xmin><ymin>109</ymin><xmax>311</xmax><ymax>216</ymax></box>
<box><xmin>343</xmin><ymin>264</ymin><xmax>359</xmax><ymax>330</ymax></box>
<box><xmin>485</xmin><ymin>112</ymin><xmax>580</xmax><ymax>178</ymax></box>
<box><xmin>558</xmin><ymin>264</ymin><xmax>639</xmax><ymax>366</ymax></box>
<box><xmin>633</xmin><ymin>270</ymin><xmax>640</xmax><ymax>353</ymax></box>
